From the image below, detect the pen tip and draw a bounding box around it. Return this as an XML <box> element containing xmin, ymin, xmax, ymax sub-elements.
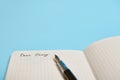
<box><xmin>54</xmin><ymin>54</ymin><xmax>60</xmax><ymax>62</ymax></box>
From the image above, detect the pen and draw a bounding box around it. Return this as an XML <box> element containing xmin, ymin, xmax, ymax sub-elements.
<box><xmin>54</xmin><ymin>55</ymin><xmax>77</xmax><ymax>80</ymax></box>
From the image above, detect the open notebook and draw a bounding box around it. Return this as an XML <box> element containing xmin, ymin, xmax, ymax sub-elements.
<box><xmin>5</xmin><ymin>36</ymin><xmax>120</xmax><ymax>80</ymax></box>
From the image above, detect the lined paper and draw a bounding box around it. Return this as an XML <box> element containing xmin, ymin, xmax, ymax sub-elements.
<box><xmin>84</xmin><ymin>36</ymin><xmax>120</xmax><ymax>80</ymax></box>
<box><xmin>5</xmin><ymin>50</ymin><xmax>95</xmax><ymax>80</ymax></box>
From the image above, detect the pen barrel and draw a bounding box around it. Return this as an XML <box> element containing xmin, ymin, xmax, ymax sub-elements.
<box><xmin>64</xmin><ymin>69</ymin><xmax>77</xmax><ymax>80</ymax></box>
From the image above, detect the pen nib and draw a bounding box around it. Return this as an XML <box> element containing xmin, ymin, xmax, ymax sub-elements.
<box><xmin>54</xmin><ymin>54</ymin><xmax>60</xmax><ymax>63</ymax></box>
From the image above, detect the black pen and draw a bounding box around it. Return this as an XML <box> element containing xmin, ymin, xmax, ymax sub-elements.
<box><xmin>54</xmin><ymin>55</ymin><xmax>77</xmax><ymax>80</ymax></box>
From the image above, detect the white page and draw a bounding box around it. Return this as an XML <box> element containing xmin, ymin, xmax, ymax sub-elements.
<box><xmin>84</xmin><ymin>36</ymin><xmax>120</xmax><ymax>80</ymax></box>
<box><xmin>5</xmin><ymin>50</ymin><xmax>95</xmax><ymax>80</ymax></box>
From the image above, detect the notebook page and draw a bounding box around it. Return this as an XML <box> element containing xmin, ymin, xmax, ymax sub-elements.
<box><xmin>5</xmin><ymin>50</ymin><xmax>95</xmax><ymax>80</ymax></box>
<box><xmin>84</xmin><ymin>36</ymin><xmax>120</xmax><ymax>80</ymax></box>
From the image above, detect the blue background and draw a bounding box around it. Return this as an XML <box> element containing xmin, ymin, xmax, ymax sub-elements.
<box><xmin>0</xmin><ymin>0</ymin><xmax>120</xmax><ymax>79</ymax></box>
